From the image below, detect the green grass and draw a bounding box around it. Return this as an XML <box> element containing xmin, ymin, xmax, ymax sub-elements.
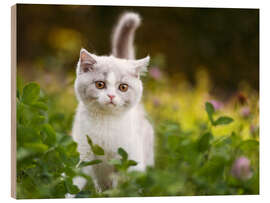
<box><xmin>16</xmin><ymin>68</ymin><xmax>259</xmax><ymax>198</ymax></box>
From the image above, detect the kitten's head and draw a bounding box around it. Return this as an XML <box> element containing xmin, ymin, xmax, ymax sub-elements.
<box><xmin>75</xmin><ymin>48</ymin><xmax>150</xmax><ymax>115</ymax></box>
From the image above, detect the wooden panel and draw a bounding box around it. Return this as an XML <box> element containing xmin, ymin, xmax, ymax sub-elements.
<box><xmin>11</xmin><ymin>4</ymin><xmax>17</xmax><ymax>199</ymax></box>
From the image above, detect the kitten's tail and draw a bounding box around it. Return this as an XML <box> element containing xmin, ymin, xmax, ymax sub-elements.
<box><xmin>112</xmin><ymin>12</ymin><xmax>141</xmax><ymax>60</ymax></box>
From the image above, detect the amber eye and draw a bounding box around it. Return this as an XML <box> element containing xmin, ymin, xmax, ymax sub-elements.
<box><xmin>95</xmin><ymin>81</ymin><xmax>105</xmax><ymax>89</ymax></box>
<box><xmin>119</xmin><ymin>84</ymin><xmax>128</xmax><ymax>92</ymax></box>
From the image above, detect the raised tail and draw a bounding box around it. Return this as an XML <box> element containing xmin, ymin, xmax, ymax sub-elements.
<box><xmin>111</xmin><ymin>12</ymin><xmax>141</xmax><ymax>60</ymax></box>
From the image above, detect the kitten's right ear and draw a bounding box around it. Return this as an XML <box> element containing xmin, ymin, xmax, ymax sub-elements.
<box><xmin>78</xmin><ymin>48</ymin><xmax>97</xmax><ymax>73</ymax></box>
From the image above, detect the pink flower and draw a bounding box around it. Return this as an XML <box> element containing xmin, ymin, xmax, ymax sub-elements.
<box><xmin>231</xmin><ymin>156</ymin><xmax>253</xmax><ymax>180</ymax></box>
<box><xmin>149</xmin><ymin>67</ymin><xmax>162</xmax><ymax>80</ymax></box>
<box><xmin>240</xmin><ymin>106</ymin><xmax>250</xmax><ymax>117</ymax></box>
<box><xmin>209</xmin><ymin>100</ymin><xmax>224</xmax><ymax>111</ymax></box>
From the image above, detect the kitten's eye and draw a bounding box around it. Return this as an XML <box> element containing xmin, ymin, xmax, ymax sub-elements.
<box><xmin>95</xmin><ymin>81</ymin><xmax>105</xmax><ymax>89</ymax></box>
<box><xmin>119</xmin><ymin>84</ymin><xmax>128</xmax><ymax>92</ymax></box>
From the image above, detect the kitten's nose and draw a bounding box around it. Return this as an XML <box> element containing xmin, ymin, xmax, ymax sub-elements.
<box><xmin>107</xmin><ymin>94</ymin><xmax>115</xmax><ymax>100</ymax></box>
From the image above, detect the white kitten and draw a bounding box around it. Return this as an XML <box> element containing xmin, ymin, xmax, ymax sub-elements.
<box><xmin>72</xmin><ymin>12</ymin><xmax>154</xmax><ymax>191</ymax></box>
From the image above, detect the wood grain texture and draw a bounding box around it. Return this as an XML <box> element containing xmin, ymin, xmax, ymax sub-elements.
<box><xmin>11</xmin><ymin>4</ymin><xmax>17</xmax><ymax>199</ymax></box>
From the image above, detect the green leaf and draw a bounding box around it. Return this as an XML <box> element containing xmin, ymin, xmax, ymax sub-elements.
<box><xmin>17</xmin><ymin>147</ymin><xmax>33</xmax><ymax>161</ymax></box>
<box><xmin>91</xmin><ymin>144</ymin><xmax>105</xmax><ymax>156</ymax></box>
<box><xmin>23</xmin><ymin>142</ymin><xmax>49</xmax><ymax>153</ymax></box>
<box><xmin>22</xmin><ymin>83</ymin><xmax>40</xmax><ymax>105</ymax></box>
<box><xmin>127</xmin><ymin>160</ymin><xmax>137</xmax><ymax>167</ymax></box>
<box><xmin>64</xmin><ymin>178</ymin><xmax>80</xmax><ymax>194</ymax></box>
<box><xmin>214</xmin><ymin>116</ymin><xmax>234</xmax><ymax>126</ymax></box>
<box><xmin>31</xmin><ymin>115</ymin><xmax>46</xmax><ymax>126</ymax></box>
<box><xmin>58</xmin><ymin>134</ymin><xmax>73</xmax><ymax>146</ymax></box>
<box><xmin>57</xmin><ymin>143</ymin><xmax>80</xmax><ymax>167</ymax></box>
<box><xmin>109</xmin><ymin>159</ymin><xmax>121</xmax><ymax>166</ymax></box>
<box><xmin>78</xmin><ymin>160</ymin><xmax>102</xmax><ymax>168</ymax></box>
<box><xmin>85</xmin><ymin>135</ymin><xmax>104</xmax><ymax>156</ymax></box>
<box><xmin>31</xmin><ymin>101</ymin><xmax>48</xmax><ymax>111</ymax></box>
<box><xmin>42</xmin><ymin>124</ymin><xmax>56</xmax><ymax>146</ymax></box>
<box><xmin>199</xmin><ymin>155</ymin><xmax>227</xmax><ymax>181</ymax></box>
<box><xmin>86</xmin><ymin>135</ymin><xmax>93</xmax><ymax>146</ymax></box>
<box><xmin>54</xmin><ymin>182</ymin><xmax>67</xmax><ymax>197</ymax></box>
<box><xmin>118</xmin><ymin>147</ymin><xmax>128</xmax><ymax>161</ymax></box>
<box><xmin>206</xmin><ymin>102</ymin><xmax>215</xmax><ymax>114</ymax></box>
<box><xmin>197</xmin><ymin>132</ymin><xmax>213</xmax><ymax>152</ymax></box>
<box><xmin>17</xmin><ymin>125</ymin><xmax>40</xmax><ymax>144</ymax></box>
<box><xmin>205</xmin><ymin>102</ymin><xmax>215</xmax><ymax>124</ymax></box>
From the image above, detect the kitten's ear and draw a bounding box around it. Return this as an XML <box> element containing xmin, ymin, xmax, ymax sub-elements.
<box><xmin>78</xmin><ymin>48</ymin><xmax>97</xmax><ymax>73</ymax></box>
<box><xmin>132</xmin><ymin>56</ymin><xmax>150</xmax><ymax>77</ymax></box>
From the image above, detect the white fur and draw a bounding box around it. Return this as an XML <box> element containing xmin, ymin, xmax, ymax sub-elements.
<box><xmin>71</xmin><ymin>12</ymin><xmax>154</xmax><ymax>192</ymax></box>
<box><xmin>112</xmin><ymin>12</ymin><xmax>141</xmax><ymax>59</ymax></box>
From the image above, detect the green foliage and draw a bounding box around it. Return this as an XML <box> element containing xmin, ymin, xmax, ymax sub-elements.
<box><xmin>17</xmin><ymin>81</ymin><xmax>259</xmax><ymax>198</ymax></box>
<box><xmin>78</xmin><ymin>160</ymin><xmax>102</xmax><ymax>168</ymax></box>
<box><xmin>215</xmin><ymin>116</ymin><xmax>234</xmax><ymax>126</ymax></box>
<box><xmin>21</xmin><ymin>83</ymin><xmax>40</xmax><ymax>105</ymax></box>
<box><xmin>205</xmin><ymin>102</ymin><xmax>234</xmax><ymax>126</ymax></box>
<box><xmin>102</xmin><ymin>98</ymin><xmax>258</xmax><ymax>197</ymax></box>
<box><xmin>17</xmin><ymin>82</ymin><xmax>82</xmax><ymax>198</ymax></box>
<box><xmin>86</xmin><ymin>135</ymin><xmax>104</xmax><ymax>156</ymax></box>
<box><xmin>205</xmin><ymin>102</ymin><xmax>215</xmax><ymax>124</ymax></box>
<box><xmin>109</xmin><ymin>148</ymin><xmax>138</xmax><ymax>172</ymax></box>
<box><xmin>105</xmin><ymin>122</ymin><xmax>258</xmax><ymax>197</ymax></box>
<box><xmin>197</xmin><ymin>132</ymin><xmax>213</xmax><ymax>152</ymax></box>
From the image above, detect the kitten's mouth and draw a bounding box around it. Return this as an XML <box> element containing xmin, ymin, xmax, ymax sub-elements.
<box><xmin>107</xmin><ymin>101</ymin><xmax>116</xmax><ymax>106</ymax></box>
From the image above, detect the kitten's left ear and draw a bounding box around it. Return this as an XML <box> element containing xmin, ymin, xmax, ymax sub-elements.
<box><xmin>132</xmin><ymin>56</ymin><xmax>150</xmax><ymax>77</ymax></box>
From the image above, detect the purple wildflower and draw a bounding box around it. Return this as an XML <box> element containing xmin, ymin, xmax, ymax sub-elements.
<box><xmin>209</xmin><ymin>99</ymin><xmax>224</xmax><ymax>111</ymax></box>
<box><xmin>240</xmin><ymin>106</ymin><xmax>250</xmax><ymax>118</ymax></box>
<box><xmin>231</xmin><ymin>156</ymin><xmax>253</xmax><ymax>180</ymax></box>
<box><xmin>149</xmin><ymin>67</ymin><xmax>162</xmax><ymax>80</ymax></box>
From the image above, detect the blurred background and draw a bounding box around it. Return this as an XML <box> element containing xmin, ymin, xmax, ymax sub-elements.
<box><xmin>17</xmin><ymin>5</ymin><xmax>259</xmax><ymax>94</ymax></box>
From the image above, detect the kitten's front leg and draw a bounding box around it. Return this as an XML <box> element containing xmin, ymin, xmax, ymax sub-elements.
<box><xmin>92</xmin><ymin>162</ymin><xmax>115</xmax><ymax>191</ymax></box>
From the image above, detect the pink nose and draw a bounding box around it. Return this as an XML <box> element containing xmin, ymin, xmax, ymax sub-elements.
<box><xmin>107</xmin><ymin>94</ymin><xmax>115</xmax><ymax>100</ymax></box>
